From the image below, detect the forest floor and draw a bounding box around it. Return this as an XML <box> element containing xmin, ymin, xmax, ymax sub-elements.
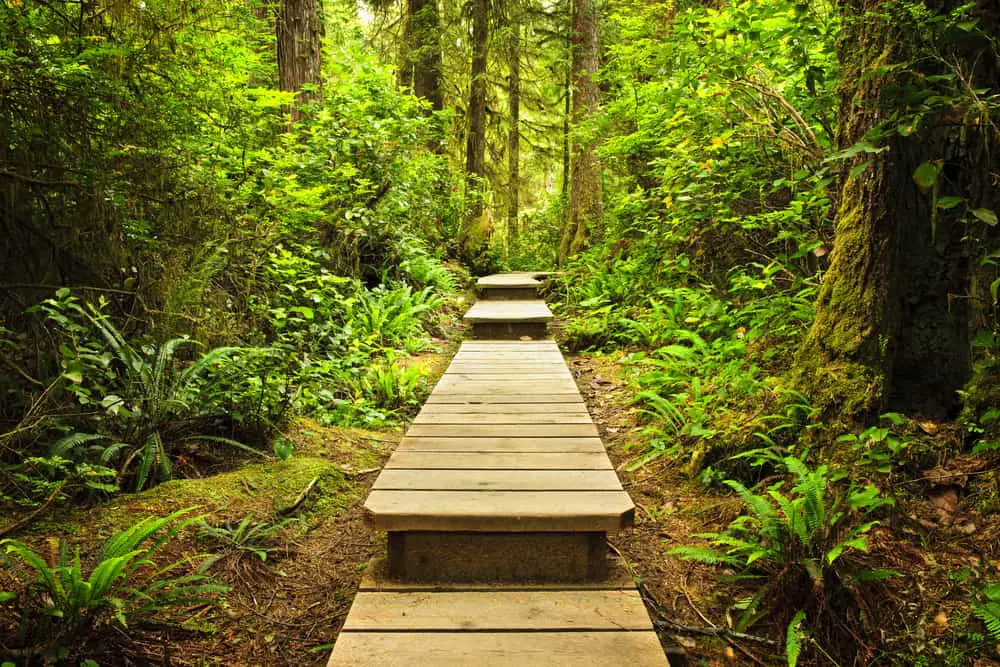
<box><xmin>5</xmin><ymin>337</ymin><xmax>1000</xmax><ymax>665</ymax></box>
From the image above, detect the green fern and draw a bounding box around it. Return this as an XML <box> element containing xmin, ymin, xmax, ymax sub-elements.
<box><xmin>974</xmin><ymin>585</ymin><xmax>1000</xmax><ymax>640</ymax></box>
<box><xmin>2</xmin><ymin>508</ymin><xmax>228</xmax><ymax>652</ymax></box>
<box><xmin>786</xmin><ymin>610</ymin><xmax>807</xmax><ymax>666</ymax></box>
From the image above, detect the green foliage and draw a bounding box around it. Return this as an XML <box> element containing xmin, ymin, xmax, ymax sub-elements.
<box><xmin>669</xmin><ymin>456</ymin><xmax>893</xmax><ymax>636</ymax></box>
<box><xmin>786</xmin><ymin>610</ymin><xmax>807</xmax><ymax>667</ymax></box>
<box><xmin>198</xmin><ymin>514</ymin><xmax>299</xmax><ymax>563</ymax></box>
<box><xmin>973</xmin><ymin>584</ymin><xmax>1000</xmax><ymax>641</ymax></box>
<box><xmin>1</xmin><ymin>508</ymin><xmax>227</xmax><ymax>660</ymax></box>
<box><xmin>32</xmin><ymin>291</ymin><xmax>262</xmax><ymax>490</ymax></box>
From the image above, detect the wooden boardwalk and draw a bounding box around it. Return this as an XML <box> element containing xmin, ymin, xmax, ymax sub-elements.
<box><xmin>329</xmin><ymin>276</ymin><xmax>666</xmax><ymax>665</ymax></box>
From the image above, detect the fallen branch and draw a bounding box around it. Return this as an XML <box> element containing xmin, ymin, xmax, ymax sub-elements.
<box><xmin>651</xmin><ymin>618</ymin><xmax>778</xmax><ymax>647</ymax></box>
<box><xmin>279</xmin><ymin>476</ymin><xmax>319</xmax><ymax>516</ymax></box>
<box><xmin>0</xmin><ymin>482</ymin><xmax>66</xmax><ymax>539</ymax></box>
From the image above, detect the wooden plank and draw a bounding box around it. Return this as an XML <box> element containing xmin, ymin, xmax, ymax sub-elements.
<box><xmin>476</xmin><ymin>274</ymin><xmax>543</xmax><ymax>288</ymax></box>
<box><xmin>372</xmin><ymin>469</ymin><xmax>623</xmax><ymax>491</ymax></box>
<box><xmin>397</xmin><ymin>437</ymin><xmax>606</xmax><ymax>452</ymax></box>
<box><xmin>459</xmin><ymin>340</ymin><xmax>557</xmax><ymax>347</ymax></box>
<box><xmin>329</xmin><ymin>631</ymin><xmax>666</xmax><ymax>666</ymax></box>
<box><xmin>383</xmin><ymin>451</ymin><xmax>612</xmax><ymax>470</ymax></box>
<box><xmin>365</xmin><ymin>490</ymin><xmax>635</xmax><ymax>531</ymax></box>
<box><xmin>358</xmin><ymin>557</ymin><xmax>634</xmax><ymax>591</ymax></box>
<box><xmin>413</xmin><ymin>413</ymin><xmax>592</xmax><ymax>424</ymax></box>
<box><xmin>442</xmin><ymin>374</ymin><xmax>572</xmax><ymax>382</ymax></box>
<box><xmin>407</xmin><ymin>424</ymin><xmax>599</xmax><ymax>438</ymax></box>
<box><xmin>417</xmin><ymin>403</ymin><xmax>588</xmax><ymax>414</ymax></box>
<box><xmin>340</xmin><ymin>590</ymin><xmax>651</xmax><ymax>631</ymax></box>
<box><xmin>463</xmin><ymin>300</ymin><xmax>553</xmax><ymax>323</ymax></box>
<box><xmin>431</xmin><ymin>383</ymin><xmax>581</xmax><ymax>395</ymax></box>
<box><xmin>425</xmin><ymin>394</ymin><xmax>583</xmax><ymax>404</ymax></box>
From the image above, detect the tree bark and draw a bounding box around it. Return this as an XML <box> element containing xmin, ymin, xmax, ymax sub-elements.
<box><xmin>457</xmin><ymin>0</ymin><xmax>490</xmax><ymax>265</ymax></box>
<box><xmin>276</xmin><ymin>0</ymin><xmax>323</xmax><ymax>119</ymax></box>
<box><xmin>400</xmin><ymin>0</ymin><xmax>444</xmax><ymax>111</ymax></box>
<box><xmin>799</xmin><ymin>0</ymin><xmax>999</xmax><ymax>422</ymax></box>
<box><xmin>507</xmin><ymin>4</ymin><xmax>521</xmax><ymax>253</ymax></box>
<box><xmin>558</xmin><ymin>0</ymin><xmax>602</xmax><ymax>263</ymax></box>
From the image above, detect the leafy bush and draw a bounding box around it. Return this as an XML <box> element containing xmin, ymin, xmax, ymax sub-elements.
<box><xmin>670</xmin><ymin>456</ymin><xmax>894</xmax><ymax>660</ymax></box>
<box><xmin>1</xmin><ymin>509</ymin><xmax>227</xmax><ymax>662</ymax></box>
<box><xmin>35</xmin><ymin>292</ymin><xmax>263</xmax><ymax>490</ymax></box>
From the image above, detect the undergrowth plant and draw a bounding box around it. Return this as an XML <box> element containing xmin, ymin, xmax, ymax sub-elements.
<box><xmin>199</xmin><ymin>514</ymin><xmax>300</xmax><ymax>564</ymax></box>
<box><xmin>35</xmin><ymin>291</ymin><xmax>262</xmax><ymax>490</ymax></box>
<box><xmin>669</xmin><ymin>455</ymin><xmax>894</xmax><ymax>662</ymax></box>
<box><xmin>0</xmin><ymin>508</ymin><xmax>227</xmax><ymax>662</ymax></box>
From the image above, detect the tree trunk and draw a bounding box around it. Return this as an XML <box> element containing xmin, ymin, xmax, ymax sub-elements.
<box><xmin>507</xmin><ymin>5</ymin><xmax>521</xmax><ymax>253</ymax></box>
<box><xmin>457</xmin><ymin>0</ymin><xmax>490</xmax><ymax>265</ymax></box>
<box><xmin>400</xmin><ymin>0</ymin><xmax>444</xmax><ymax>111</ymax></box>
<box><xmin>558</xmin><ymin>0</ymin><xmax>601</xmax><ymax>263</ymax></box>
<box><xmin>276</xmin><ymin>0</ymin><xmax>323</xmax><ymax>119</ymax></box>
<box><xmin>558</xmin><ymin>3</ymin><xmax>571</xmax><ymax>241</ymax></box>
<box><xmin>798</xmin><ymin>0</ymin><xmax>999</xmax><ymax>422</ymax></box>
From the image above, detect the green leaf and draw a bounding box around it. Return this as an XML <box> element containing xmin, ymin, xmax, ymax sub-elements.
<box><xmin>912</xmin><ymin>162</ymin><xmax>939</xmax><ymax>189</ymax></box>
<box><xmin>786</xmin><ymin>610</ymin><xmax>806</xmax><ymax>667</ymax></box>
<box><xmin>0</xmin><ymin>592</ymin><xmax>15</xmax><ymax>603</ymax></box>
<box><xmin>936</xmin><ymin>196</ymin><xmax>963</xmax><ymax>210</ymax></box>
<box><xmin>972</xmin><ymin>208</ymin><xmax>998</xmax><ymax>226</ymax></box>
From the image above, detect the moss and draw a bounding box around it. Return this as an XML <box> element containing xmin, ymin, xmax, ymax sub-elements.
<box><xmin>25</xmin><ymin>418</ymin><xmax>396</xmax><ymax>542</ymax></box>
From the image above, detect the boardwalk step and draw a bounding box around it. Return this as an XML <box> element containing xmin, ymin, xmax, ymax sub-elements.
<box><xmin>330</xmin><ymin>587</ymin><xmax>664</xmax><ymax>666</ymax></box>
<box><xmin>476</xmin><ymin>272</ymin><xmax>546</xmax><ymax>300</ymax></box>
<box><xmin>463</xmin><ymin>300</ymin><xmax>553</xmax><ymax>339</ymax></box>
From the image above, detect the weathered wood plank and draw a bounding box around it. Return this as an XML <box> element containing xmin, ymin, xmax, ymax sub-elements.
<box><xmin>383</xmin><ymin>451</ymin><xmax>612</xmax><ymax>469</ymax></box>
<box><xmin>476</xmin><ymin>274</ymin><xmax>544</xmax><ymax>288</ymax></box>
<box><xmin>424</xmin><ymin>393</ymin><xmax>584</xmax><ymax>404</ymax></box>
<box><xmin>431</xmin><ymin>383</ymin><xmax>581</xmax><ymax>395</ymax></box>
<box><xmin>329</xmin><ymin>631</ymin><xmax>666</xmax><ymax>666</ymax></box>
<box><xmin>397</xmin><ymin>437</ymin><xmax>606</xmax><ymax>452</ymax></box>
<box><xmin>413</xmin><ymin>412</ymin><xmax>592</xmax><ymax>424</ymax></box>
<box><xmin>417</xmin><ymin>403</ymin><xmax>588</xmax><ymax>414</ymax></box>
<box><xmin>372</xmin><ymin>469</ymin><xmax>623</xmax><ymax>491</ymax></box>
<box><xmin>364</xmin><ymin>490</ymin><xmax>634</xmax><ymax>531</ymax></box>
<box><xmin>463</xmin><ymin>300</ymin><xmax>553</xmax><ymax>323</ymax></box>
<box><xmin>407</xmin><ymin>424</ymin><xmax>599</xmax><ymax>438</ymax></box>
<box><xmin>442</xmin><ymin>373</ymin><xmax>572</xmax><ymax>381</ymax></box>
<box><xmin>340</xmin><ymin>590</ymin><xmax>651</xmax><ymax>631</ymax></box>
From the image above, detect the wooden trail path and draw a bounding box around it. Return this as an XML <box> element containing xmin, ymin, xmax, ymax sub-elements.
<box><xmin>328</xmin><ymin>272</ymin><xmax>667</xmax><ymax>665</ymax></box>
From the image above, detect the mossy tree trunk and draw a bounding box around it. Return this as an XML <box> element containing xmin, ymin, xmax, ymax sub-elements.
<box><xmin>557</xmin><ymin>0</ymin><xmax>602</xmax><ymax>264</ymax></box>
<box><xmin>799</xmin><ymin>0</ymin><xmax>999</xmax><ymax>422</ymax></box>
<box><xmin>457</xmin><ymin>0</ymin><xmax>491</xmax><ymax>268</ymax></box>
<box><xmin>399</xmin><ymin>0</ymin><xmax>444</xmax><ymax>112</ymax></box>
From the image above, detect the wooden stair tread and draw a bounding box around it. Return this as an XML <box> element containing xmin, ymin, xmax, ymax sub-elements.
<box><xmin>384</xmin><ymin>451</ymin><xmax>613</xmax><ymax>469</ymax></box>
<box><xmin>364</xmin><ymin>490</ymin><xmax>635</xmax><ymax>531</ymax></box>
<box><xmin>329</xmin><ymin>631</ymin><xmax>667</xmax><ymax>666</ymax></box>
<box><xmin>372</xmin><ymin>469</ymin><xmax>623</xmax><ymax>491</ymax></box>
<box><xmin>463</xmin><ymin>300</ymin><xmax>553</xmax><ymax>323</ymax></box>
<box><xmin>340</xmin><ymin>589</ymin><xmax>653</xmax><ymax>631</ymax></box>
<box><xmin>413</xmin><ymin>413</ymin><xmax>593</xmax><ymax>424</ymax></box>
<box><xmin>476</xmin><ymin>273</ymin><xmax>545</xmax><ymax>289</ymax></box>
<box><xmin>396</xmin><ymin>437</ymin><xmax>607</xmax><ymax>452</ymax></box>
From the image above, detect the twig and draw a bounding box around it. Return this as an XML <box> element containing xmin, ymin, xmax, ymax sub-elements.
<box><xmin>345</xmin><ymin>467</ymin><xmax>381</xmax><ymax>477</ymax></box>
<box><xmin>651</xmin><ymin>619</ymin><xmax>778</xmax><ymax>647</ymax></box>
<box><xmin>279</xmin><ymin>476</ymin><xmax>319</xmax><ymax>515</ymax></box>
<box><xmin>0</xmin><ymin>482</ymin><xmax>65</xmax><ymax>538</ymax></box>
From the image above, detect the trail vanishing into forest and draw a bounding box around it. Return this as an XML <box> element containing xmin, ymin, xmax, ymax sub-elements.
<box><xmin>1</xmin><ymin>0</ymin><xmax>999</xmax><ymax>665</ymax></box>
